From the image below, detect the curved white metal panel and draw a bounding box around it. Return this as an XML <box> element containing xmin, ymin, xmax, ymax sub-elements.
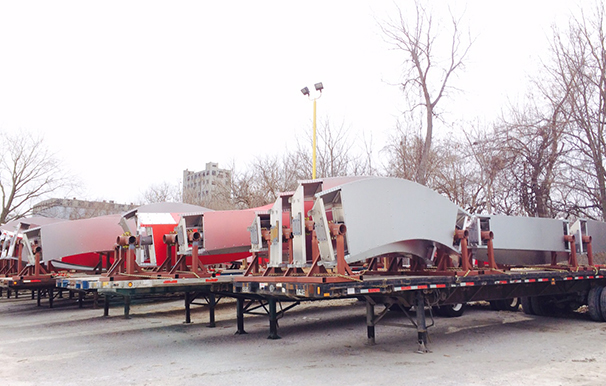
<box><xmin>23</xmin><ymin>215</ymin><xmax>135</xmax><ymax>265</ymax></box>
<box><xmin>313</xmin><ymin>177</ymin><xmax>468</xmax><ymax>265</ymax></box>
<box><xmin>291</xmin><ymin>177</ymin><xmax>371</xmax><ymax>267</ymax></box>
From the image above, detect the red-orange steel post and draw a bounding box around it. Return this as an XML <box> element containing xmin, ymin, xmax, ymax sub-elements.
<box><xmin>329</xmin><ymin>223</ymin><xmax>352</xmax><ymax>276</ymax></box>
<box><xmin>17</xmin><ymin>241</ymin><xmax>23</xmax><ymax>274</ymax></box>
<box><xmin>481</xmin><ymin>231</ymin><xmax>496</xmax><ymax>270</ymax></box>
<box><xmin>261</xmin><ymin>229</ymin><xmax>272</xmax><ymax>265</ymax></box>
<box><xmin>455</xmin><ymin>229</ymin><xmax>471</xmax><ymax>271</ymax></box>
<box><xmin>564</xmin><ymin>235</ymin><xmax>577</xmax><ymax>267</ymax></box>
<box><xmin>34</xmin><ymin>247</ymin><xmax>42</xmax><ymax>276</ymax></box>
<box><xmin>163</xmin><ymin>233</ymin><xmax>177</xmax><ymax>270</ymax></box>
<box><xmin>306</xmin><ymin>221</ymin><xmax>328</xmax><ymax>277</ymax></box>
<box><xmin>551</xmin><ymin>251</ymin><xmax>558</xmax><ymax>266</ymax></box>
<box><xmin>191</xmin><ymin>241</ymin><xmax>199</xmax><ymax>272</ymax></box>
<box><xmin>125</xmin><ymin>245</ymin><xmax>135</xmax><ymax>274</ymax></box>
<box><xmin>583</xmin><ymin>235</ymin><xmax>594</xmax><ymax>266</ymax></box>
<box><xmin>284</xmin><ymin>228</ymin><xmax>294</xmax><ymax>265</ymax></box>
<box><xmin>306</xmin><ymin>220</ymin><xmax>320</xmax><ymax>263</ymax></box>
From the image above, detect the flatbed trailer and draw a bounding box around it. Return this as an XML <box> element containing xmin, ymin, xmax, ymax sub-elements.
<box><xmin>57</xmin><ymin>274</ymin><xmax>236</xmax><ymax>322</ymax></box>
<box><xmin>233</xmin><ymin>268</ymin><xmax>606</xmax><ymax>352</ymax></box>
<box><xmin>5</xmin><ymin>265</ymin><xmax>606</xmax><ymax>352</ymax></box>
<box><xmin>0</xmin><ymin>275</ymin><xmax>94</xmax><ymax>307</ymax></box>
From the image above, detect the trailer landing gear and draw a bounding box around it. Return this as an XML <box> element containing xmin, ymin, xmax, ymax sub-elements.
<box><xmin>365</xmin><ymin>291</ymin><xmax>433</xmax><ymax>353</ymax></box>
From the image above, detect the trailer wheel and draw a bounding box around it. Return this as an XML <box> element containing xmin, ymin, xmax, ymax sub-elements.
<box><xmin>600</xmin><ymin>287</ymin><xmax>606</xmax><ymax>322</ymax></box>
<box><xmin>387</xmin><ymin>303</ymin><xmax>411</xmax><ymax>312</ymax></box>
<box><xmin>501</xmin><ymin>297</ymin><xmax>521</xmax><ymax>312</ymax></box>
<box><xmin>521</xmin><ymin>297</ymin><xmax>534</xmax><ymax>315</ymax></box>
<box><xmin>530</xmin><ymin>296</ymin><xmax>557</xmax><ymax>316</ymax></box>
<box><xmin>491</xmin><ymin>298</ymin><xmax>520</xmax><ymax>312</ymax></box>
<box><xmin>439</xmin><ymin>303</ymin><xmax>465</xmax><ymax>317</ymax></box>
<box><xmin>587</xmin><ymin>286</ymin><xmax>604</xmax><ymax>322</ymax></box>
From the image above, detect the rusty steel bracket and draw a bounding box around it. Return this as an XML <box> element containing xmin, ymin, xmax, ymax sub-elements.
<box><xmin>454</xmin><ymin>229</ymin><xmax>471</xmax><ymax>272</ymax></box>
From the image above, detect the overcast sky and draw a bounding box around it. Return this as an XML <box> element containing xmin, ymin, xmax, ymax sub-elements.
<box><xmin>0</xmin><ymin>0</ymin><xmax>586</xmax><ymax>205</ymax></box>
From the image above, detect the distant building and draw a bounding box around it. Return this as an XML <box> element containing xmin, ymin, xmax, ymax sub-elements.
<box><xmin>32</xmin><ymin>198</ymin><xmax>137</xmax><ymax>220</ymax></box>
<box><xmin>182</xmin><ymin>162</ymin><xmax>232</xmax><ymax>204</ymax></box>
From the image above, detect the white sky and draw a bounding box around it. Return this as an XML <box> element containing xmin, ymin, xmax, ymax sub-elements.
<box><xmin>0</xmin><ymin>0</ymin><xmax>587</xmax><ymax>205</ymax></box>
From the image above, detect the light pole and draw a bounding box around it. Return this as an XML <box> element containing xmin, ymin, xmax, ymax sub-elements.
<box><xmin>301</xmin><ymin>82</ymin><xmax>323</xmax><ymax>179</ymax></box>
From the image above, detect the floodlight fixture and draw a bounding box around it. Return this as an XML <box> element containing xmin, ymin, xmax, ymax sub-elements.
<box><xmin>299</xmin><ymin>82</ymin><xmax>324</xmax><ymax>180</ymax></box>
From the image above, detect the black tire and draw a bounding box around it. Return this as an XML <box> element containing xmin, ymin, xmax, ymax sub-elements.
<box><xmin>387</xmin><ymin>303</ymin><xmax>411</xmax><ymax>312</ymax></box>
<box><xmin>530</xmin><ymin>296</ymin><xmax>558</xmax><ymax>316</ymax></box>
<box><xmin>587</xmin><ymin>286</ymin><xmax>604</xmax><ymax>322</ymax></box>
<box><xmin>521</xmin><ymin>296</ymin><xmax>534</xmax><ymax>315</ymax></box>
<box><xmin>432</xmin><ymin>306</ymin><xmax>442</xmax><ymax>317</ymax></box>
<box><xmin>530</xmin><ymin>296</ymin><xmax>547</xmax><ymax>316</ymax></box>
<box><xmin>501</xmin><ymin>297</ymin><xmax>521</xmax><ymax>312</ymax></box>
<box><xmin>489</xmin><ymin>300</ymin><xmax>503</xmax><ymax>311</ymax></box>
<box><xmin>439</xmin><ymin>303</ymin><xmax>466</xmax><ymax>317</ymax></box>
<box><xmin>600</xmin><ymin>287</ymin><xmax>606</xmax><ymax>322</ymax></box>
<box><xmin>491</xmin><ymin>298</ymin><xmax>520</xmax><ymax>312</ymax></box>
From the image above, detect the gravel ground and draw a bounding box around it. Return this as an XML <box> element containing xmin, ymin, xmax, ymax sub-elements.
<box><xmin>0</xmin><ymin>293</ymin><xmax>605</xmax><ymax>386</ymax></box>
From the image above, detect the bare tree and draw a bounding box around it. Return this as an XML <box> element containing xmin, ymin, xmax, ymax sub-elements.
<box><xmin>216</xmin><ymin>155</ymin><xmax>300</xmax><ymax>210</ymax></box>
<box><xmin>140</xmin><ymin>181</ymin><xmax>182</xmax><ymax>205</ymax></box>
<box><xmin>0</xmin><ymin>131</ymin><xmax>73</xmax><ymax>224</ymax></box>
<box><xmin>491</xmin><ymin>92</ymin><xmax>568</xmax><ymax>218</ymax></box>
<box><xmin>383</xmin><ymin>120</ymin><xmax>426</xmax><ymax>181</ymax></box>
<box><xmin>431</xmin><ymin>133</ymin><xmax>489</xmax><ymax>213</ymax></box>
<box><xmin>221</xmin><ymin>118</ymin><xmax>378</xmax><ymax>210</ymax></box>
<box><xmin>546</xmin><ymin>2</ymin><xmax>606</xmax><ymax>219</ymax></box>
<box><xmin>293</xmin><ymin>117</ymin><xmax>376</xmax><ymax>179</ymax></box>
<box><xmin>381</xmin><ymin>1</ymin><xmax>472</xmax><ymax>185</ymax></box>
<box><xmin>250</xmin><ymin>154</ymin><xmax>299</xmax><ymax>202</ymax></box>
<box><xmin>229</xmin><ymin>168</ymin><xmax>267</xmax><ymax>209</ymax></box>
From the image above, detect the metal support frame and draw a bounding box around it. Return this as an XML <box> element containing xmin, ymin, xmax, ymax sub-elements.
<box><xmin>167</xmin><ymin>236</ymin><xmax>220</xmax><ymax>279</ymax></box>
<box><xmin>0</xmin><ymin>240</ymin><xmax>21</xmax><ymax>276</ymax></box>
<box><xmin>101</xmin><ymin>293</ymin><xmax>131</xmax><ymax>318</ymax></box>
<box><xmin>34</xmin><ymin>287</ymin><xmax>56</xmax><ymax>308</ymax></box>
<box><xmin>184</xmin><ymin>291</ymin><xmax>219</xmax><ymax>327</ymax></box>
<box><xmin>154</xmin><ymin>239</ymin><xmax>176</xmax><ymax>273</ymax></box>
<box><xmin>105</xmin><ymin>239</ymin><xmax>144</xmax><ymax>278</ymax></box>
<box><xmin>233</xmin><ymin>295</ymin><xmax>300</xmax><ymax>339</ymax></box>
<box><xmin>364</xmin><ymin>293</ymin><xmax>433</xmax><ymax>353</ymax></box>
<box><xmin>244</xmin><ymin>252</ymin><xmax>264</xmax><ymax>276</ymax></box>
<box><xmin>17</xmin><ymin>246</ymin><xmax>49</xmax><ymax>277</ymax></box>
<box><xmin>306</xmin><ymin>227</ymin><xmax>327</xmax><ymax>277</ymax></box>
